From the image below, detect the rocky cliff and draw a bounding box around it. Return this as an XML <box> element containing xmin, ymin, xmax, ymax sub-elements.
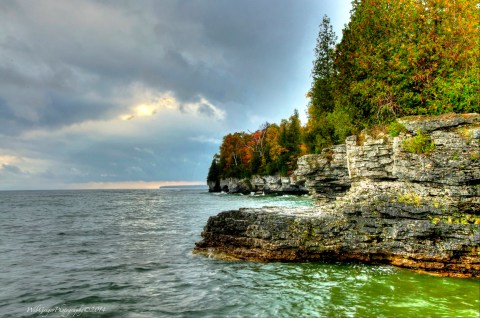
<box><xmin>208</xmin><ymin>175</ymin><xmax>308</xmax><ymax>195</ymax></box>
<box><xmin>294</xmin><ymin>145</ymin><xmax>350</xmax><ymax>202</ymax></box>
<box><xmin>195</xmin><ymin>114</ymin><xmax>480</xmax><ymax>277</ymax></box>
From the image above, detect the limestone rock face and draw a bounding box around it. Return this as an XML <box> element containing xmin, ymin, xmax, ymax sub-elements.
<box><xmin>213</xmin><ymin>175</ymin><xmax>307</xmax><ymax>195</ymax></box>
<box><xmin>294</xmin><ymin>146</ymin><xmax>350</xmax><ymax>202</ymax></box>
<box><xmin>207</xmin><ymin>180</ymin><xmax>220</xmax><ymax>192</ymax></box>
<box><xmin>345</xmin><ymin>135</ymin><xmax>395</xmax><ymax>180</ymax></box>
<box><xmin>250</xmin><ymin>175</ymin><xmax>307</xmax><ymax>194</ymax></box>
<box><xmin>397</xmin><ymin>113</ymin><xmax>479</xmax><ymax>133</ymax></box>
<box><xmin>195</xmin><ymin>204</ymin><xmax>479</xmax><ymax>277</ymax></box>
<box><xmin>393</xmin><ymin>130</ymin><xmax>480</xmax><ymax>185</ymax></box>
<box><xmin>197</xmin><ymin>114</ymin><xmax>480</xmax><ymax>277</ymax></box>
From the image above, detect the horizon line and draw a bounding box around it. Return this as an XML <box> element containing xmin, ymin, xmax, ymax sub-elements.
<box><xmin>0</xmin><ymin>181</ymin><xmax>206</xmax><ymax>191</ymax></box>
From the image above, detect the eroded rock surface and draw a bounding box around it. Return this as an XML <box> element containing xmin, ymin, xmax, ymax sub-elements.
<box><xmin>209</xmin><ymin>175</ymin><xmax>308</xmax><ymax>195</ymax></box>
<box><xmin>196</xmin><ymin>114</ymin><xmax>480</xmax><ymax>277</ymax></box>
<box><xmin>294</xmin><ymin>146</ymin><xmax>350</xmax><ymax>202</ymax></box>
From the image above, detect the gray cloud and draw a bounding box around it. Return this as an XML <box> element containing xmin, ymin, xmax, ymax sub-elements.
<box><xmin>1</xmin><ymin>163</ymin><xmax>23</xmax><ymax>174</ymax></box>
<box><xmin>0</xmin><ymin>0</ymin><xmax>351</xmax><ymax>189</ymax></box>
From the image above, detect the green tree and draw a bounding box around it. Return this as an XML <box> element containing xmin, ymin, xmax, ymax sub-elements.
<box><xmin>286</xmin><ymin>109</ymin><xmax>302</xmax><ymax>152</ymax></box>
<box><xmin>250</xmin><ymin>151</ymin><xmax>262</xmax><ymax>175</ymax></box>
<box><xmin>207</xmin><ymin>156</ymin><xmax>221</xmax><ymax>192</ymax></box>
<box><xmin>309</xmin><ymin>15</ymin><xmax>337</xmax><ymax>115</ymax></box>
<box><xmin>278</xmin><ymin>110</ymin><xmax>302</xmax><ymax>175</ymax></box>
<box><xmin>334</xmin><ymin>0</ymin><xmax>479</xmax><ymax>125</ymax></box>
<box><xmin>305</xmin><ymin>15</ymin><xmax>338</xmax><ymax>152</ymax></box>
<box><xmin>264</xmin><ymin>123</ymin><xmax>286</xmax><ymax>175</ymax></box>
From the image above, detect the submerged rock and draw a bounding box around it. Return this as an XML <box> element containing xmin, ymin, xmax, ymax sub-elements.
<box><xmin>196</xmin><ymin>114</ymin><xmax>480</xmax><ymax>277</ymax></box>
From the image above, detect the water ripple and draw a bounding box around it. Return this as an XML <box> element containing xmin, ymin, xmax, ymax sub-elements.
<box><xmin>0</xmin><ymin>190</ymin><xmax>478</xmax><ymax>318</ymax></box>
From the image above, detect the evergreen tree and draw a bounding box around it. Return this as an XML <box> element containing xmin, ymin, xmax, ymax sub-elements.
<box><xmin>309</xmin><ymin>15</ymin><xmax>337</xmax><ymax>114</ymax></box>
<box><xmin>286</xmin><ymin>109</ymin><xmax>302</xmax><ymax>154</ymax></box>
<box><xmin>250</xmin><ymin>151</ymin><xmax>262</xmax><ymax>175</ymax></box>
<box><xmin>277</xmin><ymin>110</ymin><xmax>302</xmax><ymax>175</ymax></box>
<box><xmin>207</xmin><ymin>156</ymin><xmax>221</xmax><ymax>192</ymax></box>
<box><xmin>305</xmin><ymin>15</ymin><xmax>338</xmax><ymax>152</ymax></box>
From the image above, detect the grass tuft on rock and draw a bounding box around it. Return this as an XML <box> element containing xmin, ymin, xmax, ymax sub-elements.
<box><xmin>402</xmin><ymin>130</ymin><xmax>436</xmax><ymax>155</ymax></box>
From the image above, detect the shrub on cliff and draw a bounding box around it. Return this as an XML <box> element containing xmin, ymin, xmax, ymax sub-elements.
<box><xmin>388</xmin><ymin>121</ymin><xmax>407</xmax><ymax>137</ymax></box>
<box><xmin>402</xmin><ymin>130</ymin><xmax>436</xmax><ymax>155</ymax></box>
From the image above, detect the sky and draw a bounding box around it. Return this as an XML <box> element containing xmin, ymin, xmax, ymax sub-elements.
<box><xmin>0</xmin><ymin>0</ymin><xmax>352</xmax><ymax>190</ymax></box>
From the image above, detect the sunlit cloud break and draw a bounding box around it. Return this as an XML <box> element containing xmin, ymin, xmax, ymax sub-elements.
<box><xmin>120</xmin><ymin>92</ymin><xmax>225</xmax><ymax>121</ymax></box>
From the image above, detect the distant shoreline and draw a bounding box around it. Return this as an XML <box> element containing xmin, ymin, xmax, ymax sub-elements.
<box><xmin>159</xmin><ymin>185</ymin><xmax>208</xmax><ymax>189</ymax></box>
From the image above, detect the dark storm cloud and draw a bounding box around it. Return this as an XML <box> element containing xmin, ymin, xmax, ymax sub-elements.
<box><xmin>0</xmin><ymin>0</ymin><xmax>351</xmax><ymax>189</ymax></box>
<box><xmin>0</xmin><ymin>90</ymin><xmax>117</xmax><ymax>135</ymax></box>
<box><xmin>0</xmin><ymin>0</ymin><xmax>330</xmax><ymax>132</ymax></box>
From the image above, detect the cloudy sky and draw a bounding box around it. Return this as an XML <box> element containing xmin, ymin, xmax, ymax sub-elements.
<box><xmin>0</xmin><ymin>0</ymin><xmax>351</xmax><ymax>190</ymax></box>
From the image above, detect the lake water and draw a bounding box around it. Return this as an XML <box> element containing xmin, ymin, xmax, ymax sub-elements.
<box><xmin>0</xmin><ymin>189</ymin><xmax>478</xmax><ymax>317</ymax></box>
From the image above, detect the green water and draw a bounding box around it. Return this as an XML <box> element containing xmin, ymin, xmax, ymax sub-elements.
<box><xmin>0</xmin><ymin>189</ymin><xmax>478</xmax><ymax>317</ymax></box>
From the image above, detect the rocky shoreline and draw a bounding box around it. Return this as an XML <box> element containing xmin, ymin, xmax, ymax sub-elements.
<box><xmin>195</xmin><ymin>114</ymin><xmax>480</xmax><ymax>277</ymax></box>
<box><xmin>208</xmin><ymin>175</ymin><xmax>308</xmax><ymax>195</ymax></box>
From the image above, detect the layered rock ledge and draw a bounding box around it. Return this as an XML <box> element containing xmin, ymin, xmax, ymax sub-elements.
<box><xmin>208</xmin><ymin>175</ymin><xmax>308</xmax><ymax>195</ymax></box>
<box><xmin>195</xmin><ymin>114</ymin><xmax>480</xmax><ymax>277</ymax></box>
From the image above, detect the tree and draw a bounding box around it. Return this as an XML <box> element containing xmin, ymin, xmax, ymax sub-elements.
<box><xmin>207</xmin><ymin>156</ymin><xmax>221</xmax><ymax>192</ymax></box>
<box><xmin>243</xmin><ymin>123</ymin><xmax>269</xmax><ymax>175</ymax></box>
<box><xmin>219</xmin><ymin>133</ymin><xmax>246</xmax><ymax>178</ymax></box>
<box><xmin>309</xmin><ymin>15</ymin><xmax>337</xmax><ymax>115</ymax></box>
<box><xmin>334</xmin><ymin>0</ymin><xmax>479</xmax><ymax>125</ymax></box>
<box><xmin>278</xmin><ymin>110</ymin><xmax>303</xmax><ymax>175</ymax></box>
<box><xmin>305</xmin><ymin>15</ymin><xmax>338</xmax><ymax>152</ymax></box>
<box><xmin>264</xmin><ymin>123</ymin><xmax>286</xmax><ymax>175</ymax></box>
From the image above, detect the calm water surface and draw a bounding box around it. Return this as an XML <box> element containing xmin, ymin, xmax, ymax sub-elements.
<box><xmin>0</xmin><ymin>189</ymin><xmax>478</xmax><ymax>317</ymax></box>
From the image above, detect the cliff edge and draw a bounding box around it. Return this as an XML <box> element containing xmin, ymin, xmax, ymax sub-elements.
<box><xmin>195</xmin><ymin>114</ymin><xmax>480</xmax><ymax>277</ymax></box>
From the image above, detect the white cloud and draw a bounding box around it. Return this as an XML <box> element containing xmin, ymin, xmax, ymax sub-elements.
<box><xmin>184</xmin><ymin>97</ymin><xmax>225</xmax><ymax>120</ymax></box>
<box><xmin>119</xmin><ymin>87</ymin><xmax>225</xmax><ymax>121</ymax></box>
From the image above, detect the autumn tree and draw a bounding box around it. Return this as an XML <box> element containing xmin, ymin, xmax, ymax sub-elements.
<box><xmin>218</xmin><ymin>133</ymin><xmax>250</xmax><ymax>178</ymax></box>
<box><xmin>243</xmin><ymin>123</ymin><xmax>269</xmax><ymax>175</ymax></box>
<box><xmin>264</xmin><ymin>123</ymin><xmax>286</xmax><ymax>175</ymax></box>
